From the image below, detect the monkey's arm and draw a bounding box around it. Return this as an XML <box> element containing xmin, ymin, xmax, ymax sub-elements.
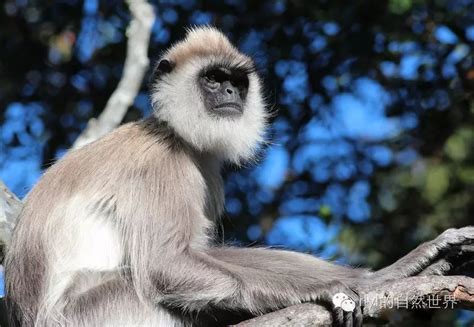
<box><xmin>152</xmin><ymin>246</ymin><xmax>362</xmax><ymax>326</ymax></box>
<box><xmin>206</xmin><ymin>246</ymin><xmax>368</xmax><ymax>282</ymax></box>
<box><xmin>193</xmin><ymin>227</ymin><xmax>474</xmax><ymax>309</ymax></box>
<box><xmin>203</xmin><ymin>227</ymin><xmax>474</xmax><ymax>286</ymax></box>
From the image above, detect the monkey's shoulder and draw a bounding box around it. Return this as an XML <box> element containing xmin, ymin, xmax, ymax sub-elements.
<box><xmin>33</xmin><ymin>120</ymin><xmax>195</xmax><ymax>194</ymax></box>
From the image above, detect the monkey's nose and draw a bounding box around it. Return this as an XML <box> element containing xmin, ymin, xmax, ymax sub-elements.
<box><xmin>221</xmin><ymin>81</ymin><xmax>240</xmax><ymax>102</ymax></box>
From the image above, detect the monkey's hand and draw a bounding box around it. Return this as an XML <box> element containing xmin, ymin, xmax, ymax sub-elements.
<box><xmin>419</xmin><ymin>244</ymin><xmax>474</xmax><ymax>276</ymax></box>
<box><xmin>373</xmin><ymin>226</ymin><xmax>474</xmax><ymax>280</ymax></box>
<box><xmin>310</xmin><ymin>281</ymin><xmax>363</xmax><ymax>327</ymax></box>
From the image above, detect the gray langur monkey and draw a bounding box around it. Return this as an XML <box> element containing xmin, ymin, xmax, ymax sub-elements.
<box><xmin>5</xmin><ymin>26</ymin><xmax>474</xmax><ymax>327</ymax></box>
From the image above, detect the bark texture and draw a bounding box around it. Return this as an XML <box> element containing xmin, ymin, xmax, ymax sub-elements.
<box><xmin>236</xmin><ymin>276</ymin><xmax>474</xmax><ymax>326</ymax></box>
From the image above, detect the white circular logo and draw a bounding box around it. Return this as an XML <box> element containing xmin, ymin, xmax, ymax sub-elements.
<box><xmin>332</xmin><ymin>292</ymin><xmax>349</xmax><ymax>307</ymax></box>
<box><xmin>341</xmin><ymin>299</ymin><xmax>356</xmax><ymax>312</ymax></box>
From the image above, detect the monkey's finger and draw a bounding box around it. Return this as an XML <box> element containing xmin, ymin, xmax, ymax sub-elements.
<box><xmin>437</xmin><ymin>227</ymin><xmax>474</xmax><ymax>247</ymax></box>
<box><xmin>343</xmin><ymin>309</ymin><xmax>353</xmax><ymax>327</ymax></box>
<box><xmin>419</xmin><ymin>259</ymin><xmax>452</xmax><ymax>276</ymax></box>
<box><xmin>353</xmin><ymin>303</ymin><xmax>363</xmax><ymax>327</ymax></box>
<box><xmin>437</xmin><ymin>244</ymin><xmax>474</xmax><ymax>259</ymax></box>
<box><xmin>443</xmin><ymin>244</ymin><xmax>474</xmax><ymax>270</ymax></box>
<box><xmin>451</xmin><ymin>259</ymin><xmax>474</xmax><ymax>276</ymax></box>
<box><xmin>332</xmin><ymin>306</ymin><xmax>344</xmax><ymax>327</ymax></box>
<box><xmin>450</xmin><ymin>244</ymin><xmax>474</xmax><ymax>256</ymax></box>
<box><xmin>418</xmin><ymin>244</ymin><xmax>474</xmax><ymax>276</ymax></box>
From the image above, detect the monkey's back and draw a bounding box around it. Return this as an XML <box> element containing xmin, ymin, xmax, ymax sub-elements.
<box><xmin>4</xmin><ymin>119</ymin><xmax>199</xmax><ymax>326</ymax></box>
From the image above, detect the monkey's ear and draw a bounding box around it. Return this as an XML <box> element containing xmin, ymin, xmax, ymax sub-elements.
<box><xmin>149</xmin><ymin>59</ymin><xmax>175</xmax><ymax>88</ymax></box>
<box><xmin>156</xmin><ymin>59</ymin><xmax>174</xmax><ymax>74</ymax></box>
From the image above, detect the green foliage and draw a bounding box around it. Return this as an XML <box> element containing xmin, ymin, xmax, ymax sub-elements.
<box><xmin>318</xmin><ymin>205</ymin><xmax>332</xmax><ymax>220</ymax></box>
<box><xmin>389</xmin><ymin>0</ymin><xmax>414</xmax><ymax>14</ymax></box>
<box><xmin>445</xmin><ymin>128</ymin><xmax>471</xmax><ymax>162</ymax></box>
<box><xmin>423</xmin><ymin>164</ymin><xmax>450</xmax><ymax>203</ymax></box>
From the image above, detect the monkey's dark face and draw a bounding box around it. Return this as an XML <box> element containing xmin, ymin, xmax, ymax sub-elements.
<box><xmin>198</xmin><ymin>67</ymin><xmax>249</xmax><ymax>118</ymax></box>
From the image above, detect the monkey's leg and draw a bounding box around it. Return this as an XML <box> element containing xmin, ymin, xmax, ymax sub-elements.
<box><xmin>373</xmin><ymin>226</ymin><xmax>474</xmax><ymax>280</ymax></box>
<box><xmin>156</xmin><ymin>248</ymin><xmax>363</xmax><ymax>327</ymax></box>
<box><xmin>58</xmin><ymin>276</ymin><xmax>189</xmax><ymax>327</ymax></box>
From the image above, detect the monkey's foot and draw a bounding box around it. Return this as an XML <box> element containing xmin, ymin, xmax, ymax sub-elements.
<box><xmin>311</xmin><ymin>281</ymin><xmax>362</xmax><ymax>327</ymax></box>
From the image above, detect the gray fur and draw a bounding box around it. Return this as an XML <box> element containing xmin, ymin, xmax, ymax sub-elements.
<box><xmin>6</xmin><ymin>109</ymin><xmax>367</xmax><ymax>326</ymax></box>
<box><xmin>4</xmin><ymin>27</ymin><xmax>367</xmax><ymax>327</ymax></box>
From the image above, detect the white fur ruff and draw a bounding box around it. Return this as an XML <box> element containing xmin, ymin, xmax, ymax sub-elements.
<box><xmin>151</xmin><ymin>56</ymin><xmax>267</xmax><ymax>163</ymax></box>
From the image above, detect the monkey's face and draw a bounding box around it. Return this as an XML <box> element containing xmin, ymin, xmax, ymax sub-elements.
<box><xmin>150</xmin><ymin>27</ymin><xmax>267</xmax><ymax>164</ymax></box>
<box><xmin>198</xmin><ymin>65</ymin><xmax>249</xmax><ymax>118</ymax></box>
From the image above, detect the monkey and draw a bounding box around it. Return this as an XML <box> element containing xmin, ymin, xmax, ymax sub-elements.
<box><xmin>4</xmin><ymin>26</ymin><xmax>474</xmax><ymax>327</ymax></box>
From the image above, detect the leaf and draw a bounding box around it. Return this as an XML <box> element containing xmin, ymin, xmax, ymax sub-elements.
<box><xmin>423</xmin><ymin>165</ymin><xmax>450</xmax><ymax>203</ymax></box>
<box><xmin>457</xmin><ymin>166</ymin><xmax>474</xmax><ymax>185</ymax></box>
<box><xmin>389</xmin><ymin>0</ymin><xmax>413</xmax><ymax>14</ymax></box>
<box><xmin>444</xmin><ymin>127</ymin><xmax>472</xmax><ymax>162</ymax></box>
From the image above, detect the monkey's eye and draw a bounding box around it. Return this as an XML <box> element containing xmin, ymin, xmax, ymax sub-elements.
<box><xmin>205</xmin><ymin>73</ymin><xmax>217</xmax><ymax>83</ymax></box>
<box><xmin>204</xmin><ymin>69</ymin><xmax>229</xmax><ymax>84</ymax></box>
<box><xmin>231</xmin><ymin>72</ymin><xmax>249</xmax><ymax>90</ymax></box>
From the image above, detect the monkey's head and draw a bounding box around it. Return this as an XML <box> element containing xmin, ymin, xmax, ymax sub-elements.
<box><xmin>150</xmin><ymin>26</ymin><xmax>267</xmax><ymax>163</ymax></box>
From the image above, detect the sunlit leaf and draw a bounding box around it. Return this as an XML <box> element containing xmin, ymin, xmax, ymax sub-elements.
<box><xmin>444</xmin><ymin>128</ymin><xmax>472</xmax><ymax>162</ymax></box>
<box><xmin>389</xmin><ymin>0</ymin><xmax>413</xmax><ymax>14</ymax></box>
<box><xmin>423</xmin><ymin>165</ymin><xmax>450</xmax><ymax>203</ymax></box>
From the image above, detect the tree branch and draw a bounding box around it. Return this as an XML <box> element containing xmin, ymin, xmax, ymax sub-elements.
<box><xmin>72</xmin><ymin>0</ymin><xmax>155</xmax><ymax>150</ymax></box>
<box><xmin>0</xmin><ymin>181</ymin><xmax>22</xmax><ymax>247</ymax></box>
<box><xmin>235</xmin><ymin>276</ymin><xmax>474</xmax><ymax>326</ymax></box>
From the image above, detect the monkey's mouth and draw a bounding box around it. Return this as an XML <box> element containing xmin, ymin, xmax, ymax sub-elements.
<box><xmin>213</xmin><ymin>103</ymin><xmax>244</xmax><ymax>117</ymax></box>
